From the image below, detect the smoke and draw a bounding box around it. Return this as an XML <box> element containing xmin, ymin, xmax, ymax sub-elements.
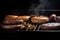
<box><xmin>28</xmin><ymin>0</ymin><xmax>51</xmax><ymax>15</ymax></box>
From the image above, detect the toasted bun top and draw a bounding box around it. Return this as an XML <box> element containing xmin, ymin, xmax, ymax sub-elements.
<box><xmin>17</xmin><ymin>16</ymin><xmax>31</xmax><ymax>19</ymax></box>
<box><xmin>31</xmin><ymin>16</ymin><xmax>49</xmax><ymax>21</ymax></box>
<box><xmin>5</xmin><ymin>15</ymin><xmax>18</xmax><ymax>19</ymax></box>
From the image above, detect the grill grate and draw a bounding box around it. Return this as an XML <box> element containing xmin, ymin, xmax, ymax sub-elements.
<box><xmin>20</xmin><ymin>24</ymin><xmax>41</xmax><ymax>31</ymax></box>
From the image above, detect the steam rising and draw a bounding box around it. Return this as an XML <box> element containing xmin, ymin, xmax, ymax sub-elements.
<box><xmin>28</xmin><ymin>0</ymin><xmax>51</xmax><ymax>15</ymax></box>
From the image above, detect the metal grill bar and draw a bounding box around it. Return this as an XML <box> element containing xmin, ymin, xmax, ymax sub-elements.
<box><xmin>37</xmin><ymin>25</ymin><xmax>41</xmax><ymax>31</ymax></box>
<box><xmin>40</xmin><ymin>30</ymin><xmax>60</xmax><ymax>32</ymax></box>
<box><xmin>26</xmin><ymin>28</ymin><xmax>29</xmax><ymax>31</ymax></box>
<box><xmin>33</xmin><ymin>24</ymin><xmax>38</xmax><ymax>31</ymax></box>
<box><xmin>10</xmin><ymin>10</ymin><xmax>60</xmax><ymax>11</ymax></box>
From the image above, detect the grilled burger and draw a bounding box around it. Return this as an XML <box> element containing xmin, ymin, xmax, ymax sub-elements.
<box><xmin>2</xmin><ymin>25</ymin><xmax>19</xmax><ymax>29</ymax></box>
<box><xmin>3</xmin><ymin>15</ymin><xmax>19</xmax><ymax>24</ymax></box>
<box><xmin>41</xmin><ymin>23</ymin><xmax>60</xmax><ymax>30</ymax></box>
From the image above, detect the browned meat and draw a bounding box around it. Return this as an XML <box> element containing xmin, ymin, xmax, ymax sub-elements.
<box><xmin>31</xmin><ymin>16</ymin><xmax>49</xmax><ymax>23</ymax></box>
<box><xmin>41</xmin><ymin>23</ymin><xmax>60</xmax><ymax>30</ymax></box>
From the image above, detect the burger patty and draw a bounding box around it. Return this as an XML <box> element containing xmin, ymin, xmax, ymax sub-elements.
<box><xmin>41</xmin><ymin>23</ymin><xmax>60</xmax><ymax>30</ymax></box>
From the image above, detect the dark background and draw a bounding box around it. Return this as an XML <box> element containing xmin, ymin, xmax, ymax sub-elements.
<box><xmin>0</xmin><ymin>0</ymin><xmax>60</xmax><ymax>23</ymax></box>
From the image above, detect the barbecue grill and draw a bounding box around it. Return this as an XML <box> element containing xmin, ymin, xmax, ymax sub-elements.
<box><xmin>0</xmin><ymin>10</ymin><xmax>60</xmax><ymax>32</ymax></box>
<box><xmin>0</xmin><ymin>0</ymin><xmax>60</xmax><ymax>32</ymax></box>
